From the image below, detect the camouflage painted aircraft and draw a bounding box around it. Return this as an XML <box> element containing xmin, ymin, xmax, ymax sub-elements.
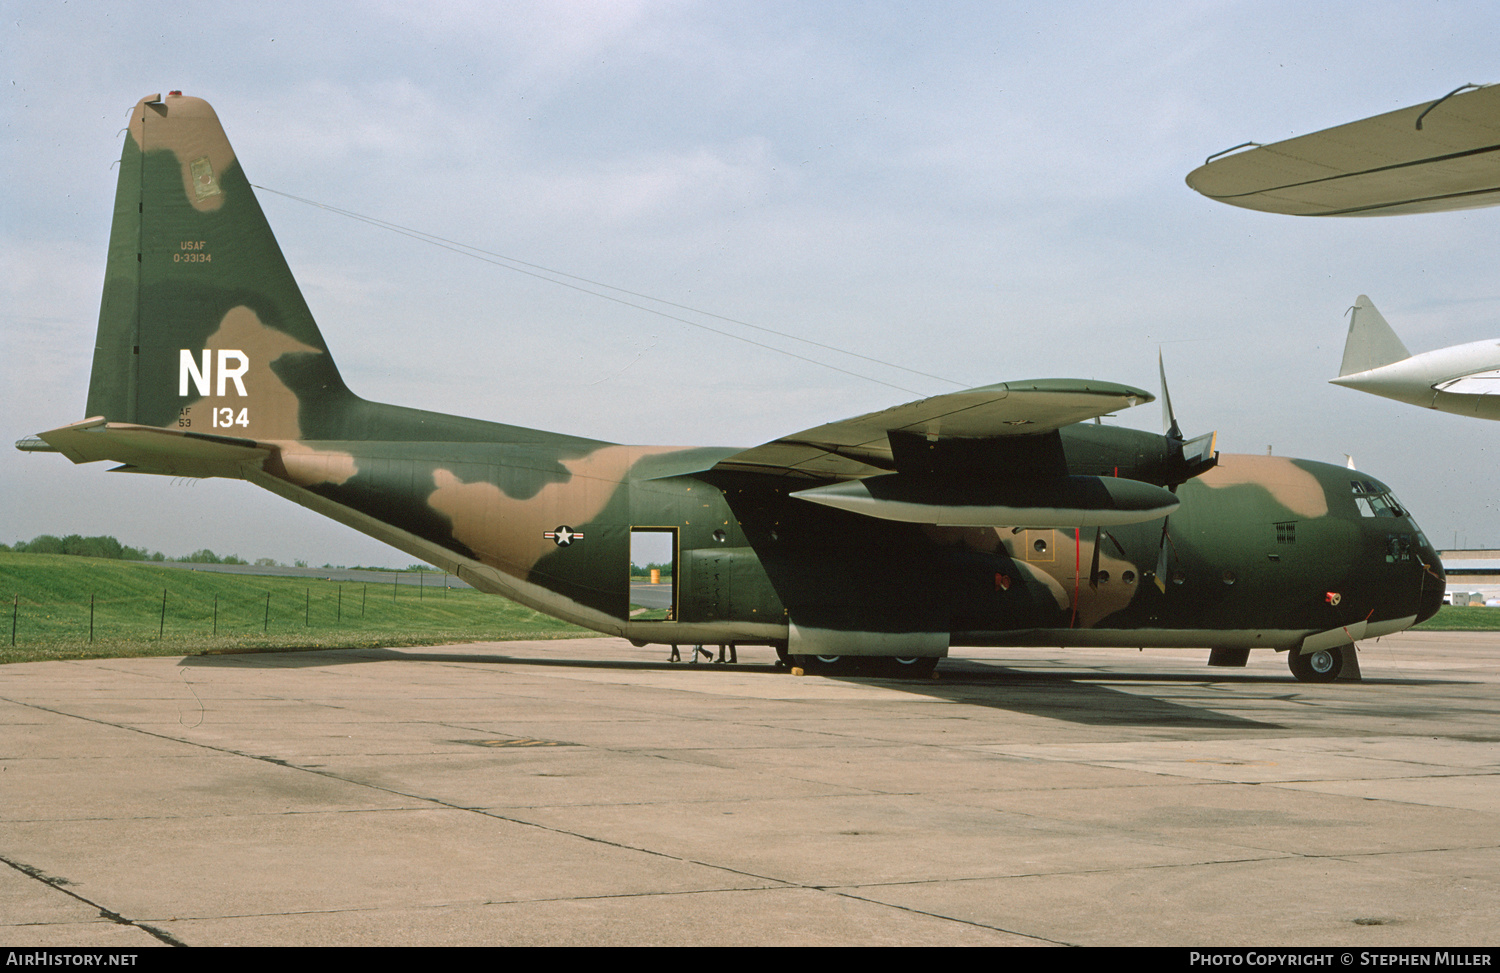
<box><xmin>19</xmin><ymin>93</ymin><xmax>1446</xmax><ymax>682</ymax></box>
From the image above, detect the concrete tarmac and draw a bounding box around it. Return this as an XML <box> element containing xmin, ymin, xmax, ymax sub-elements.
<box><xmin>2</xmin><ymin>632</ymin><xmax>1498</xmax><ymax>946</ymax></box>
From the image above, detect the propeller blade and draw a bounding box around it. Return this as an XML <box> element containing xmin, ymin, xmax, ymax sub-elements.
<box><xmin>1159</xmin><ymin>350</ymin><xmax>1182</xmax><ymax>441</ymax></box>
<box><xmin>1157</xmin><ymin>352</ymin><xmax>1218</xmax><ymax>484</ymax></box>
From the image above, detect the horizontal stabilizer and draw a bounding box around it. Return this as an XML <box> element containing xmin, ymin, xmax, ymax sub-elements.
<box><xmin>1339</xmin><ymin>296</ymin><xmax>1411</xmax><ymax>377</ymax></box>
<box><xmin>789</xmin><ymin>473</ymin><xmax>1179</xmax><ymax>527</ymax></box>
<box><xmin>35</xmin><ymin>417</ymin><xmax>271</xmax><ymax>478</ymax></box>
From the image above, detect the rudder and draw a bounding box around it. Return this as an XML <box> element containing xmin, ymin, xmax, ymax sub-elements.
<box><xmin>87</xmin><ymin>92</ymin><xmax>351</xmax><ymax>442</ymax></box>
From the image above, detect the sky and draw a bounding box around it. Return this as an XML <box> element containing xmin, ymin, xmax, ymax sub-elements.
<box><xmin>2</xmin><ymin>0</ymin><xmax>1497</xmax><ymax>567</ymax></box>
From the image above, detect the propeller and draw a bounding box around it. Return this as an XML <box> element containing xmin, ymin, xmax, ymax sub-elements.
<box><xmin>1152</xmin><ymin>352</ymin><xmax>1218</xmax><ymax>592</ymax></box>
<box><xmin>1159</xmin><ymin>352</ymin><xmax>1218</xmax><ymax>487</ymax></box>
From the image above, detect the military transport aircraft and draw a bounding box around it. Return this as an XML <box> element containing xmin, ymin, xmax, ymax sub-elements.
<box><xmin>18</xmin><ymin>93</ymin><xmax>1445</xmax><ymax>682</ymax></box>
<box><xmin>1334</xmin><ymin>296</ymin><xmax>1500</xmax><ymax>421</ymax></box>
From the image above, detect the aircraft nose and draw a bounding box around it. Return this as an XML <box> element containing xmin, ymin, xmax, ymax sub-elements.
<box><xmin>1415</xmin><ymin>546</ymin><xmax>1445</xmax><ymax>625</ymax></box>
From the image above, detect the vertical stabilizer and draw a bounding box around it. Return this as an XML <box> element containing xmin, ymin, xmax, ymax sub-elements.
<box><xmin>1338</xmin><ymin>296</ymin><xmax>1411</xmax><ymax>377</ymax></box>
<box><xmin>86</xmin><ymin>92</ymin><xmax>351</xmax><ymax>441</ymax></box>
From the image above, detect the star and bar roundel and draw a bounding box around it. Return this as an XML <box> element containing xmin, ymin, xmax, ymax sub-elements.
<box><xmin>544</xmin><ymin>526</ymin><xmax>584</xmax><ymax>547</ymax></box>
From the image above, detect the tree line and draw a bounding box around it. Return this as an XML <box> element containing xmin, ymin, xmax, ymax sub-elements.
<box><xmin>2</xmin><ymin>534</ymin><xmax>443</xmax><ymax>573</ymax></box>
<box><xmin>2</xmin><ymin>534</ymin><xmax>249</xmax><ymax>564</ymax></box>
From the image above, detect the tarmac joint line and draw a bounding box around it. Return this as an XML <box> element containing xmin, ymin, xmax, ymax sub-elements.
<box><xmin>0</xmin><ymin>853</ymin><xmax>186</xmax><ymax>947</ymax></box>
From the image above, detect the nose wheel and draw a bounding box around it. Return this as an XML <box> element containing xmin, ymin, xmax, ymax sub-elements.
<box><xmin>1288</xmin><ymin>646</ymin><xmax>1345</xmax><ymax>683</ymax></box>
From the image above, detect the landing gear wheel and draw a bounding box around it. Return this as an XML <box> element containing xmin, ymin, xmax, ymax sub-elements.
<box><xmin>1288</xmin><ymin>646</ymin><xmax>1344</xmax><ymax>683</ymax></box>
<box><xmin>875</xmin><ymin>656</ymin><xmax>940</xmax><ymax>679</ymax></box>
<box><xmin>773</xmin><ymin>642</ymin><xmax>791</xmax><ymax>669</ymax></box>
<box><xmin>793</xmin><ymin>654</ymin><xmax>846</xmax><ymax>675</ymax></box>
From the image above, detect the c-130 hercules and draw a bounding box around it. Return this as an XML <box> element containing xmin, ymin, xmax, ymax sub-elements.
<box><xmin>20</xmin><ymin>93</ymin><xmax>1445</xmax><ymax>682</ymax></box>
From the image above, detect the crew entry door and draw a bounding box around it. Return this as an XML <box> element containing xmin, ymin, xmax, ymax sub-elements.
<box><xmin>629</xmin><ymin>528</ymin><xmax>678</xmax><ymax>621</ymax></box>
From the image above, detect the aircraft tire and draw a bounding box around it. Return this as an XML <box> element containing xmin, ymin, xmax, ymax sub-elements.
<box><xmin>793</xmin><ymin>654</ymin><xmax>849</xmax><ymax>675</ymax></box>
<box><xmin>1288</xmin><ymin>646</ymin><xmax>1344</xmax><ymax>683</ymax></box>
<box><xmin>875</xmin><ymin>656</ymin><xmax>940</xmax><ymax>679</ymax></box>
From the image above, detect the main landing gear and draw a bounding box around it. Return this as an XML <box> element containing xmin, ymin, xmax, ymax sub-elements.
<box><xmin>1287</xmin><ymin>645</ymin><xmax>1346</xmax><ymax>683</ymax></box>
<box><xmin>881</xmin><ymin>656</ymin><xmax>941</xmax><ymax>678</ymax></box>
<box><xmin>791</xmin><ymin>655</ymin><xmax>940</xmax><ymax>679</ymax></box>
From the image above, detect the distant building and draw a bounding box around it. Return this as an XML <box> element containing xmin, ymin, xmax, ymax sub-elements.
<box><xmin>1439</xmin><ymin>550</ymin><xmax>1500</xmax><ymax>606</ymax></box>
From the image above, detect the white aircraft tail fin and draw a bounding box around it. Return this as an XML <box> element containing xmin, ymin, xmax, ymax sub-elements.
<box><xmin>1339</xmin><ymin>296</ymin><xmax>1411</xmax><ymax>377</ymax></box>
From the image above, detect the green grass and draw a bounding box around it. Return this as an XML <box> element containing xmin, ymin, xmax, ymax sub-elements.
<box><xmin>1412</xmin><ymin>606</ymin><xmax>1500</xmax><ymax>631</ymax></box>
<box><xmin>0</xmin><ymin>551</ymin><xmax>596</xmax><ymax>663</ymax></box>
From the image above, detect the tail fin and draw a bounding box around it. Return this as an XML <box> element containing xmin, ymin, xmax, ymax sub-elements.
<box><xmin>87</xmin><ymin>92</ymin><xmax>351</xmax><ymax>441</ymax></box>
<box><xmin>1338</xmin><ymin>296</ymin><xmax>1412</xmax><ymax>377</ymax></box>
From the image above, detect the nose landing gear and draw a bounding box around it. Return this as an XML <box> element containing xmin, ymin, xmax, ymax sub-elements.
<box><xmin>1288</xmin><ymin>645</ymin><xmax>1346</xmax><ymax>683</ymax></box>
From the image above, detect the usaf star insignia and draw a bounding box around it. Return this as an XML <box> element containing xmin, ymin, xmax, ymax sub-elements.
<box><xmin>545</xmin><ymin>526</ymin><xmax>583</xmax><ymax>547</ymax></box>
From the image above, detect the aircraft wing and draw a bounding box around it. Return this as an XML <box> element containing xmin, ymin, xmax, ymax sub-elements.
<box><xmin>712</xmin><ymin>378</ymin><xmax>1153</xmax><ymax>480</ymax></box>
<box><xmin>1186</xmin><ymin>83</ymin><xmax>1500</xmax><ymax>216</ymax></box>
<box><xmin>1436</xmin><ymin>368</ymin><xmax>1500</xmax><ymax>396</ymax></box>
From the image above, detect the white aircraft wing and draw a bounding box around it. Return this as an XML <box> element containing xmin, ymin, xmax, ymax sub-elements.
<box><xmin>1435</xmin><ymin>368</ymin><xmax>1500</xmax><ymax>396</ymax></box>
<box><xmin>1187</xmin><ymin>84</ymin><xmax>1500</xmax><ymax>217</ymax></box>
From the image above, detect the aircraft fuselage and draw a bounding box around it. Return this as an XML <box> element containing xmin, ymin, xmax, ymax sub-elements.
<box><xmin>247</xmin><ymin>419</ymin><xmax>1444</xmax><ymax>659</ymax></box>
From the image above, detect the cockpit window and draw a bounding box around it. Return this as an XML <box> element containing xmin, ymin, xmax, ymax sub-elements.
<box><xmin>1351</xmin><ymin>480</ymin><xmax>1405</xmax><ymax>518</ymax></box>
